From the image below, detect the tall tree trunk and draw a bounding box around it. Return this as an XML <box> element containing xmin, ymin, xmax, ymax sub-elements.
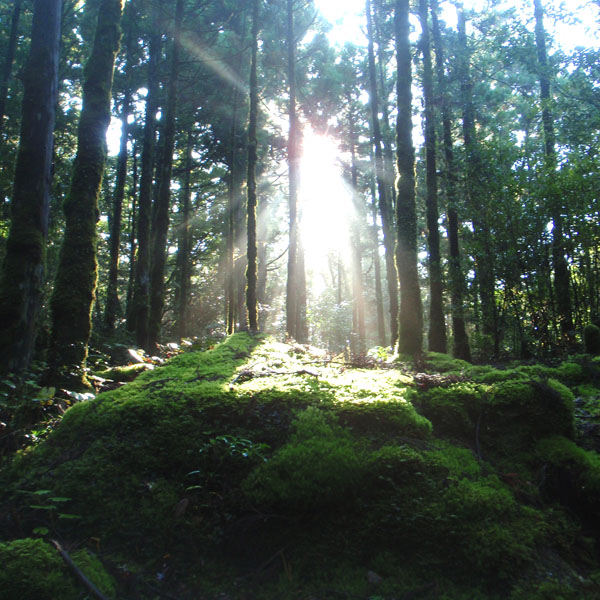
<box><xmin>430</xmin><ymin>0</ymin><xmax>470</xmax><ymax>361</ymax></box>
<box><xmin>104</xmin><ymin>84</ymin><xmax>132</xmax><ymax>332</ymax></box>
<box><xmin>349</xmin><ymin>117</ymin><xmax>366</xmax><ymax>356</ymax></box>
<box><xmin>0</xmin><ymin>0</ymin><xmax>61</xmax><ymax>375</ymax></box>
<box><xmin>286</xmin><ymin>0</ymin><xmax>307</xmax><ymax>342</ymax></box>
<box><xmin>174</xmin><ymin>131</ymin><xmax>193</xmax><ymax>340</ymax></box>
<box><xmin>419</xmin><ymin>0</ymin><xmax>446</xmax><ymax>353</ymax></box>
<box><xmin>48</xmin><ymin>0</ymin><xmax>122</xmax><ymax>386</ymax></box>
<box><xmin>128</xmin><ymin>9</ymin><xmax>160</xmax><ymax>348</ymax></box>
<box><xmin>533</xmin><ymin>0</ymin><xmax>574</xmax><ymax>344</ymax></box>
<box><xmin>0</xmin><ymin>0</ymin><xmax>23</xmax><ymax>134</ymax></box>
<box><xmin>148</xmin><ymin>0</ymin><xmax>184</xmax><ymax>350</ymax></box>
<box><xmin>367</xmin><ymin>0</ymin><xmax>399</xmax><ymax>347</ymax></box>
<box><xmin>246</xmin><ymin>0</ymin><xmax>260</xmax><ymax>333</ymax></box>
<box><xmin>395</xmin><ymin>0</ymin><xmax>423</xmax><ymax>357</ymax></box>
<box><xmin>457</xmin><ymin>5</ymin><xmax>497</xmax><ymax>357</ymax></box>
<box><xmin>125</xmin><ymin>143</ymin><xmax>138</xmax><ymax>320</ymax></box>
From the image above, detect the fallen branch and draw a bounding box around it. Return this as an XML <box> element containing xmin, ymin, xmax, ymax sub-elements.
<box><xmin>51</xmin><ymin>539</ymin><xmax>110</xmax><ymax>600</ymax></box>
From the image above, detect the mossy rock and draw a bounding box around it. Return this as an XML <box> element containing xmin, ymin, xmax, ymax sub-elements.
<box><xmin>584</xmin><ymin>324</ymin><xmax>600</xmax><ymax>355</ymax></box>
<box><xmin>481</xmin><ymin>378</ymin><xmax>575</xmax><ymax>454</ymax></box>
<box><xmin>423</xmin><ymin>351</ymin><xmax>471</xmax><ymax>373</ymax></box>
<box><xmin>536</xmin><ymin>435</ymin><xmax>600</xmax><ymax>529</ymax></box>
<box><xmin>95</xmin><ymin>362</ymin><xmax>153</xmax><ymax>382</ymax></box>
<box><xmin>0</xmin><ymin>538</ymin><xmax>115</xmax><ymax>600</ymax></box>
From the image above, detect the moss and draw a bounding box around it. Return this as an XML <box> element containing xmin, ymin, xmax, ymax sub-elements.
<box><xmin>0</xmin><ymin>538</ymin><xmax>78</xmax><ymax>600</ymax></box>
<box><xmin>95</xmin><ymin>362</ymin><xmax>153</xmax><ymax>382</ymax></box>
<box><xmin>242</xmin><ymin>407</ymin><xmax>366</xmax><ymax>510</ymax></box>
<box><xmin>411</xmin><ymin>381</ymin><xmax>485</xmax><ymax>439</ymax></box>
<box><xmin>584</xmin><ymin>324</ymin><xmax>600</xmax><ymax>355</ymax></box>
<box><xmin>424</xmin><ymin>351</ymin><xmax>471</xmax><ymax>373</ymax></box>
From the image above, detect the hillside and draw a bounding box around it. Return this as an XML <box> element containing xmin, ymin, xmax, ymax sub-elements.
<box><xmin>1</xmin><ymin>333</ymin><xmax>600</xmax><ymax>599</ymax></box>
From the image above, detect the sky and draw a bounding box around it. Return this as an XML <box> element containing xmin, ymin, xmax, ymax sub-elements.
<box><xmin>313</xmin><ymin>0</ymin><xmax>600</xmax><ymax>52</ymax></box>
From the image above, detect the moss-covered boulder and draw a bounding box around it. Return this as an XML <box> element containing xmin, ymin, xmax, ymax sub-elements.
<box><xmin>0</xmin><ymin>538</ymin><xmax>115</xmax><ymax>600</ymax></box>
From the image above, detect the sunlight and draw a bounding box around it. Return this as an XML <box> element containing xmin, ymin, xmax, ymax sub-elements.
<box><xmin>299</xmin><ymin>127</ymin><xmax>355</xmax><ymax>292</ymax></box>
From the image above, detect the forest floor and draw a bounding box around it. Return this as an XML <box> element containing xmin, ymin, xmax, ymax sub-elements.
<box><xmin>1</xmin><ymin>333</ymin><xmax>600</xmax><ymax>599</ymax></box>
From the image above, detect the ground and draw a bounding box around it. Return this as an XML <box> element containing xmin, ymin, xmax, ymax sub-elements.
<box><xmin>1</xmin><ymin>333</ymin><xmax>600</xmax><ymax>599</ymax></box>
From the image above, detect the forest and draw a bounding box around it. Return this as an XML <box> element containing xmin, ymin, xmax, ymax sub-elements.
<box><xmin>1</xmin><ymin>0</ymin><xmax>600</xmax><ymax>598</ymax></box>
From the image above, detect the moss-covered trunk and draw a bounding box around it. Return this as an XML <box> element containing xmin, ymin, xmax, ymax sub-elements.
<box><xmin>0</xmin><ymin>0</ymin><xmax>61</xmax><ymax>375</ymax></box>
<box><xmin>430</xmin><ymin>0</ymin><xmax>471</xmax><ymax>362</ymax></box>
<box><xmin>419</xmin><ymin>0</ymin><xmax>446</xmax><ymax>354</ymax></box>
<box><xmin>128</xmin><ymin>11</ymin><xmax>160</xmax><ymax>348</ymax></box>
<box><xmin>395</xmin><ymin>0</ymin><xmax>423</xmax><ymax>357</ymax></box>
<box><xmin>147</xmin><ymin>0</ymin><xmax>184</xmax><ymax>351</ymax></box>
<box><xmin>48</xmin><ymin>0</ymin><xmax>122</xmax><ymax>386</ymax></box>
<box><xmin>367</xmin><ymin>0</ymin><xmax>399</xmax><ymax>348</ymax></box>
<box><xmin>246</xmin><ymin>0</ymin><xmax>260</xmax><ymax>334</ymax></box>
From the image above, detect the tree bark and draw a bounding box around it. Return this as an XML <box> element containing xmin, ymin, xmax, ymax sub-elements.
<box><xmin>395</xmin><ymin>0</ymin><xmax>423</xmax><ymax>357</ymax></box>
<box><xmin>148</xmin><ymin>0</ymin><xmax>184</xmax><ymax>350</ymax></box>
<box><xmin>48</xmin><ymin>0</ymin><xmax>122</xmax><ymax>386</ymax></box>
<box><xmin>367</xmin><ymin>0</ymin><xmax>399</xmax><ymax>347</ymax></box>
<box><xmin>0</xmin><ymin>0</ymin><xmax>61</xmax><ymax>375</ymax></box>
<box><xmin>419</xmin><ymin>0</ymin><xmax>446</xmax><ymax>353</ymax></box>
<box><xmin>246</xmin><ymin>0</ymin><xmax>260</xmax><ymax>333</ymax></box>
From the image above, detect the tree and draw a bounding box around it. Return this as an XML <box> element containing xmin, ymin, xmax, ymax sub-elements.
<box><xmin>0</xmin><ymin>0</ymin><xmax>61</xmax><ymax>375</ymax></box>
<box><xmin>48</xmin><ymin>0</ymin><xmax>122</xmax><ymax>386</ymax></box>
<box><xmin>367</xmin><ymin>0</ymin><xmax>399</xmax><ymax>347</ymax></box>
<box><xmin>533</xmin><ymin>0</ymin><xmax>574</xmax><ymax>343</ymax></box>
<box><xmin>148</xmin><ymin>0</ymin><xmax>184</xmax><ymax>350</ymax></box>
<box><xmin>246</xmin><ymin>0</ymin><xmax>260</xmax><ymax>334</ymax></box>
<box><xmin>0</xmin><ymin>0</ymin><xmax>23</xmax><ymax>135</ymax></box>
<box><xmin>418</xmin><ymin>0</ymin><xmax>446</xmax><ymax>353</ymax></box>
<box><xmin>395</xmin><ymin>0</ymin><xmax>423</xmax><ymax>357</ymax></box>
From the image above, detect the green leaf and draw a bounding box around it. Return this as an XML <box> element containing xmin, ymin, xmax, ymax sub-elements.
<box><xmin>29</xmin><ymin>505</ymin><xmax>57</xmax><ymax>510</ymax></box>
<box><xmin>58</xmin><ymin>513</ymin><xmax>82</xmax><ymax>520</ymax></box>
<box><xmin>49</xmin><ymin>497</ymin><xmax>70</xmax><ymax>503</ymax></box>
<box><xmin>32</xmin><ymin>490</ymin><xmax>53</xmax><ymax>495</ymax></box>
<box><xmin>33</xmin><ymin>527</ymin><xmax>49</xmax><ymax>536</ymax></box>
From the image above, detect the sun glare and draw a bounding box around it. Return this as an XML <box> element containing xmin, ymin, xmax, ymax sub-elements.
<box><xmin>299</xmin><ymin>127</ymin><xmax>355</xmax><ymax>292</ymax></box>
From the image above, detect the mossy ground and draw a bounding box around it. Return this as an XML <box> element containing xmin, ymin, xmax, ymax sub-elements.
<box><xmin>1</xmin><ymin>335</ymin><xmax>600</xmax><ymax>598</ymax></box>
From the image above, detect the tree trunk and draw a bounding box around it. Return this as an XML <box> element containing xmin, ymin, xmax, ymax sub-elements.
<box><xmin>395</xmin><ymin>0</ymin><xmax>423</xmax><ymax>357</ymax></box>
<box><xmin>128</xmin><ymin>7</ymin><xmax>161</xmax><ymax>348</ymax></box>
<box><xmin>286</xmin><ymin>0</ymin><xmax>307</xmax><ymax>342</ymax></box>
<box><xmin>125</xmin><ymin>143</ymin><xmax>138</xmax><ymax>320</ymax></box>
<box><xmin>246</xmin><ymin>0</ymin><xmax>260</xmax><ymax>333</ymax></box>
<box><xmin>148</xmin><ymin>0</ymin><xmax>184</xmax><ymax>350</ymax></box>
<box><xmin>104</xmin><ymin>83</ymin><xmax>132</xmax><ymax>332</ymax></box>
<box><xmin>457</xmin><ymin>5</ymin><xmax>498</xmax><ymax>357</ymax></box>
<box><xmin>174</xmin><ymin>131</ymin><xmax>193</xmax><ymax>340</ymax></box>
<box><xmin>419</xmin><ymin>0</ymin><xmax>446</xmax><ymax>353</ymax></box>
<box><xmin>0</xmin><ymin>0</ymin><xmax>61</xmax><ymax>375</ymax></box>
<box><xmin>367</xmin><ymin>0</ymin><xmax>399</xmax><ymax>347</ymax></box>
<box><xmin>533</xmin><ymin>0</ymin><xmax>574</xmax><ymax>344</ymax></box>
<box><xmin>0</xmin><ymin>0</ymin><xmax>23</xmax><ymax>134</ymax></box>
<box><xmin>430</xmin><ymin>0</ymin><xmax>470</xmax><ymax>361</ymax></box>
<box><xmin>48</xmin><ymin>0</ymin><xmax>122</xmax><ymax>386</ymax></box>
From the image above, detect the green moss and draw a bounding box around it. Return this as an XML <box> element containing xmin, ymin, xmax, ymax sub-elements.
<box><xmin>424</xmin><ymin>351</ymin><xmax>471</xmax><ymax>372</ymax></box>
<box><xmin>584</xmin><ymin>324</ymin><xmax>600</xmax><ymax>355</ymax></box>
<box><xmin>243</xmin><ymin>407</ymin><xmax>366</xmax><ymax>510</ymax></box>
<box><xmin>71</xmin><ymin>549</ymin><xmax>117</xmax><ymax>598</ymax></box>
<box><xmin>95</xmin><ymin>362</ymin><xmax>153</xmax><ymax>382</ymax></box>
<box><xmin>0</xmin><ymin>538</ymin><xmax>78</xmax><ymax>600</ymax></box>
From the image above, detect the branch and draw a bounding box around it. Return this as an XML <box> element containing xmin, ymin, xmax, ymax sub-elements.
<box><xmin>51</xmin><ymin>540</ymin><xmax>110</xmax><ymax>600</ymax></box>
